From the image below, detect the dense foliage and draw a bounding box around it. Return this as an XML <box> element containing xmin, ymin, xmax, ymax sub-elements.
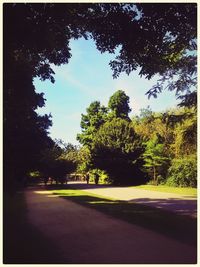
<box><xmin>77</xmin><ymin>91</ymin><xmax>145</xmax><ymax>185</ymax></box>
<box><xmin>77</xmin><ymin>91</ymin><xmax>197</xmax><ymax>187</ymax></box>
<box><xmin>38</xmin><ymin>140</ymin><xmax>77</xmax><ymax>184</ymax></box>
<box><xmin>133</xmin><ymin>106</ymin><xmax>197</xmax><ymax>187</ymax></box>
<box><xmin>91</xmin><ymin>118</ymin><xmax>145</xmax><ymax>185</ymax></box>
<box><xmin>166</xmin><ymin>155</ymin><xmax>197</xmax><ymax>187</ymax></box>
<box><xmin>143</xmin><ymin>136</ymin><xmax>169</xmax><ymax>185</ymax></box>
<box><xmin>77</xmin><ymin>101</ymin><xmax>107</xmax><ymax>147</ymax></box>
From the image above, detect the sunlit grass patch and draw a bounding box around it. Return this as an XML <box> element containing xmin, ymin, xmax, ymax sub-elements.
<box><xmin>88</xmin><ymin>200</ymin><xmax>116</xmax><ymax>204</ymax></box>
<box><xmin>132</xmin><ymin>185</ymin><xmax>197</xmax><ymax>196</ymax></box>
<box><xmin>51</xmin><ymin>189</ymin><xmax>116</xmax><ymax>201</ymax></box>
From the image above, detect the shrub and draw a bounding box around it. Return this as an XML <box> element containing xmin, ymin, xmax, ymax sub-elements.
<box><xmin>89</xmin><ymin>169</ymin><xmax>110</xmax><ymax>184</ymax></box>
<box><xmin>166</xmin><ymin>154</ymin><xmax>197</xmax><ymax>187</ymax></box>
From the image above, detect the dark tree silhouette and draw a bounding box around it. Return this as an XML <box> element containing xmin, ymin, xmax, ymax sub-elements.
<box><xmin>91</xmin><ymin>118</ymin><xmax>146</xmax><ymax>185</ymax></box>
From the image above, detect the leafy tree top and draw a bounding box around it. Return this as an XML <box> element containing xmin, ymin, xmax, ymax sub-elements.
<box><xmin>77</xmin><ymin>101</ymin><xmax>107</xmax><ymax>146</ymax></box>
<box><xmin>108</xmin><ymin>90</ymin><xmax>131</xmax><ymax>120</ymax></box>
<box><xmin>143</xmin><ymin>136</ymin><xmax>168</xmax><ymax>167</ymax></box>
<box><xmin>93</xmin><ymin>117</ymin><xmax>138</xmax><ymax>154</ymax></box>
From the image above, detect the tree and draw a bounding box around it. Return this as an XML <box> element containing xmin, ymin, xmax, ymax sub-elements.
<box><xmin>60</xmin><ymin>143</ymin><xmax>79</xmax><ymax>163</ymax></box>
<box><xmin>77</xmin><ymin>101</ymin><xmax>107</xmax><ymax>147</ymax></box>
<box><xmin>83</xmin><ymin>3</ymin><xmax>197</xmax><ymax>106</ymax></box>
<box><xmin>4</xmin><ymin>3</ymin><xmax>91</xmax><ymax>191</ymax></box>
<box><xmin>3</xmin><ymin>59</ymin><xmax>53</xmax><ymax>192</ymax></box>
<box><xmin>132</xmin><ymin>107</ymin><xmax>156</xmax><ymax>142</ymax></box>
<box><xmin>108</xmin><ymin>90</ymin><xmax>131</xmax><ymax>120</ymax></box>
<box><xmin>132</xmin><ymin>105</ymin><xmax>197</xmax><ymax>185</ymax></box>
<box><xmin>91</xmin><ymin>118</ymin><xmax>145</xmax><ymax>185</ymax></box>
<box><xmin>39</xmin><ymin>140</ymin><xmax>77</xmax><ymax>184</ymax></box>
<box><xmin>51</xmin><ymin>159</ymin><xmax>75</xmax><ymax>184</ymax></box>
<box><xmin>143</xmin><ymin>135</ymin><xmax>168</xmax><ymax>185</ymax></box>
<box><xmin>169</xmin><ymin>108</ymin><xmax>197</xmax><ymax>158</ymax></box>
<box><xmin>133</xmin><ymin>108</ymin><xmax>177</xmax><ymax>160</ymax></box>
<box><xmin>77</xmin><ymin>146</ymin><xmax>92</xmax><ymax>173</ymax></box>
<box><xmin>136</xmin><ymin>106</ymin><xmax>153</xmax><ymax>122</ymax></box>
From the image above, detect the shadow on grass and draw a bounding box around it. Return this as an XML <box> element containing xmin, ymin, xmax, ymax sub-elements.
<box><xmin>3</xmin><ymin>192</ymin><xmax>68</xmax><ymax>264</ymax></box>
<box><xmin>129</xmin><ymin>197</ymin><xmax>197</xmax><ymax>217</ymax></box>
<box><xmin>54</xmin><ymin>191</ymin><xmax>197</xmax><ymax>247</ymax></box>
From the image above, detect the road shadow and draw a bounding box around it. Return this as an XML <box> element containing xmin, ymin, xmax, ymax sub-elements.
<box><xmin>129</xmin><ymin>197</ymin><xmax>197</xmax><ymax>218</ymax></box>
<box><xmin>56</xmin><ymin>193</ymin><xmax>197</xmax><ymax>248</ymax></box>
<box><xmin>3</xmin><ymin>192</ymin><xmax>69</xmax><ymax>264</ymax></box>
<box><xmin>43</xmin><ymin>182</ymin><xmax>197</xmax><ymax>217</ymax></box>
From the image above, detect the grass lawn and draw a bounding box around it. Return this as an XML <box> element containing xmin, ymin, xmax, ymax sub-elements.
<box><xmin>51</xmin><ymin>188</ymin><xmax>197</xmax><ymax>247</ymax></box>
<box><xmin>131</xmin><ymin>185</ymin><xmax>197</xmax><ymax>196</ymax></box>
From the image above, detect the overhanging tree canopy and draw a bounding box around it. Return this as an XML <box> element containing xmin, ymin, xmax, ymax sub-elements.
<box><xmin>4</xmin><ymin>3</ymin><xmax>197</xmax><ymax>97</ymax></box>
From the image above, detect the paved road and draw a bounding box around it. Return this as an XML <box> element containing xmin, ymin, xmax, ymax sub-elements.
<box><xmin>68</xmin><ymin>182</ymin><xmax>197</xmax><ymax>217</ymax></box>
<box><xmin>24</xmin><ymin>187</ymin><xmax>197</xmax><ymax>264</ymax></box>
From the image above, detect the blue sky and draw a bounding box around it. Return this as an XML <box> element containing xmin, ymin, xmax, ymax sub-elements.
<box><xmin>34</xmin><ymin>38</ymin><xmax>179</xmax><ymax>145</ymax></box>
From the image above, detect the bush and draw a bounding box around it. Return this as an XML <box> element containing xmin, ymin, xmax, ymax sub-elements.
<box><xmin>89</xmin><ymin>169</ymin><xmax>110</xmax><ymax>184</ymax></box>
<box><xmin>166</xmin><ymin>155</ymin><xmax>197</xmax><ymax>187</ymax></box>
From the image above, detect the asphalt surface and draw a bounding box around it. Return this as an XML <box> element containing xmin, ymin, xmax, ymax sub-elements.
<box><xmin>22</xmin><ymin>185</ymin><xmax>197</xmax><ymax>264</ymax></box>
